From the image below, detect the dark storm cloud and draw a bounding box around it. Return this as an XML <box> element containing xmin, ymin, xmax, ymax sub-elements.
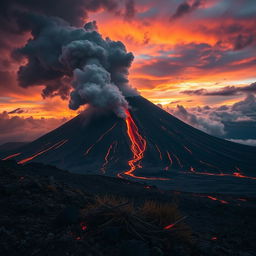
<box><xmin>0</xmin><ymin>0</ymin><xmax>118</xmax><ymax>27</ymax></box>
<box><xmin>171</xmin><ymin>0</ymin><xmax>203</xmax><ymax>19</ymax></box>
<box><xmin>135</xmin><ymin>42</ymin><xmax>256</xmax><ymax>78</ymax></box>
<box><xmin>198</xmin><ymin>21</ymin><xmax>256</xmax><ymax>51</ymax></box>
<box><xmin>124</xmin><ymin>0</ymin><xmax>136</xmax><ymax>20</ymax></box>
<box><xmin>181</xmin><ymin>82</ymin><xmax>256</xmax><ymax>96</ymax></box>
<box><xmin>14</xmin><ymin>15</ymin><xmax>135</xmax><ymax>117</ymax></box>
<box><xmin>233</xmin><ymin>34</ymin><xmax>254</xmax><ymax>51</ymax></box>
<box><xmin>0</xmin><ymin>0</ymin><xmax>138</xmax><ymax>118</ymax></box>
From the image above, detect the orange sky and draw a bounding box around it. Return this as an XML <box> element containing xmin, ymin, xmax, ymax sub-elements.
<box><xmin>0</xmin><ymin>0</ymin><xmax>256</xmax><ymax>119</ymax></box>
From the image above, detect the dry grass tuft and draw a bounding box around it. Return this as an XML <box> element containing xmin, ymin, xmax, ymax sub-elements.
<box><xmin>80</xmin><ymin>194</ymin><xmax>191</xmax><ymax>243</ymax></box>
<box><xmin>140</xmin><ymin>200</ymin><xmax>180</xmax><ymax>226</ymax></box>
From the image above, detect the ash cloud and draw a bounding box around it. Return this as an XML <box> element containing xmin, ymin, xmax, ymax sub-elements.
<box><xmin>13</xmin><ymin>14</ymin><xmax>135</xmax><ymax>118</ymax></box>
<box><xmin>0</xmin><ymin>0</ymin><xmax>137</xmax><ymax>118</ymax></box>
<box><xmin>171</xmin><ymin>0</ymin><xmax>203</xmax><ymax>19</ymax></box>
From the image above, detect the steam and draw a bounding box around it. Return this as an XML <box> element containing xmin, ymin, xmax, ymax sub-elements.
<box><xmin>14</xmin><ymin>14</ymin><xmax>136</xmax><ymax>118</ymax></box>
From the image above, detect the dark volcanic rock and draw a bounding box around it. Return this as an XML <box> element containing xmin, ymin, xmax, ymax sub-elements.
<box><xmin>119</xmin><ymin>240</ymin><xmax>150</xmax><ymax>256</ymax></box>
<box><xmin>0</xmin><ymin>160</ymin><xmax>256</xmax><ymax>256</ymax></box>
<box><xmin>54</xmin><ymin>206</ymin><xmax>80</xmax><ymax>226</ymax></box>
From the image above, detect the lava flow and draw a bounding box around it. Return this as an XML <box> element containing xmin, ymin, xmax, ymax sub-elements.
<box><xmin>185</xmin><ymin>168</ymin><xmax>256</xmax><ymax>180</ymax></box>
<box><xmin>2</xmin><ymin>153</ymin><xmax>21</xmax><ymax>161</ymax></box>
<box><xmin>18</xmin><ymin>139</ymin><xmax>68</xmax><ymax>164</ymax></box>
<box><xmin>100</xmin><ymin>141</ymin><xmax>117</xmax><ymax>174</ymax></box>
<box><xmin>123</xmin><ymin>109</ymin><xmax>146</xmax><ymax>178</ymax></box>
<box><xmin>164</xmin><ymin>151</ymin><xmax>173</xmax><ymax>171</ymax></box>
<box><xmin>155</xmin><ymin>144</ymin><xmax>163</xmax><ymax>160</ymax></box>
<box><xmin>119</xmin><ymin>110</ymin><xmax>168</xmax><ymax>180</ymax></box>
<box><xmin>84</xmin><ymin>122</ymin><xmax>117</xmax><ymax>156</ymax></box>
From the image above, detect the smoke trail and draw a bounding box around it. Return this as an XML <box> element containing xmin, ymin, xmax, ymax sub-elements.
<box><xmin>13</xmin><ymin>14</ymin><xmax>136</xmax><ymax>118</ymax></box>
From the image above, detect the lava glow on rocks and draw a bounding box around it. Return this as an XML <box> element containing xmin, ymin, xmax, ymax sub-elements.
<box><xmin>118</xmin><ymin>110</ymin><xmax>168</xmax><ymax>181</ymax></box>
<box><xmin>1</xmin><ymin>153</ymin><xmax>21</xmax><ymax>161</ymax></box>
<box><xmin>100</xmin><ymin>141</ymin><xmax>117</xmax><ymax>174</ymax></box>
<box><xmin>84</xmin><ymin>123</ymin><xmax>117</xmax><ymax>156</ymax></box>
<box><xmin>122</xmin><ymin>109</ymin><xmax>147</xmax><ymax>178</ymax></box>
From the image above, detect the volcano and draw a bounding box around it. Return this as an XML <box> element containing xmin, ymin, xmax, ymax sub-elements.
<box><xmin>1</xmin><ymin>96</ymin><xmax>256</xmax><ymax>193</ymax></box>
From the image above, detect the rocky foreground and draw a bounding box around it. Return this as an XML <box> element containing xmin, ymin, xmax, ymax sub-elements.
<box><xmin>0</xmin><ymin>160</ymin><xmax>256</xmax><ymax>256</ymax></box>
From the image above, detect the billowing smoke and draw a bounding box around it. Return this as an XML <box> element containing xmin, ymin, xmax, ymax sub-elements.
<box><xmin>13</xmin><ymin>14</ymin><xmax>136</xmax><ymax>118</ymax></box>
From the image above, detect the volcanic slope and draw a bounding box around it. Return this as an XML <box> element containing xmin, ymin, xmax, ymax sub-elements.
<box><xmin>1</xmin><ymin>96</ymin><xmax>256</xmax><ymax>193</ymax></box>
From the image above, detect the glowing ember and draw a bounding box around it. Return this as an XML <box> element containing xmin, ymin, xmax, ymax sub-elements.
<box><xmin>163</xmin><ymin>216</ymin><xmax>187</xmax><ymax>230</ymax></box>
<box><xmin>211</xmin><ymin>237</ymin><xmax>218</xmax><ymax>241</ymax></box>
<box><xmin>190</xmin><ymin>167</ymin><xmax>196</xmax><ymax>173</ymax></box>
<box><xmin>18</xmin><ymin>139</ymin><xmax>67</xmax><ymax>164</ymax></box>
<box><xmin>164</xmin><ymin>151</ymin><xmax>173</xmax><ymax>171</ymax></box>
<box><xmin>84</xmin><ymin>122</ymin><xmax>117</xmax><ymax>156</ymax></box>
<box><xmin>155</xmin><ymin>144</ymin><xmax>163</xmax><ymax>160</ymax></box>
<box><xmin>164</xmin><ymin>223</ymin><xmax>175</xmax><ymax>230</ymax></box>
<box><xmin>2</xmin><ymin>153</ymin><xmax>21</xmax><ymax>160</ymax></box>
<box><xmin>207</xmin><ymin>196</ymin><xmax>228</xmax><ymax>204</ymax></box>
<box><xmin>80</xmin><ymin>222</ymin><xmax>87</xmax><ymax>231</ymax></box>
<box><xmin>100</xmin><ymin>141</ymin><xmax>117</xmax><ymax>174</ymax></box>
<box><xmin>119</xmin><ymin>110</ymin><xmax>168</xmax><ymax>180</ymax></box>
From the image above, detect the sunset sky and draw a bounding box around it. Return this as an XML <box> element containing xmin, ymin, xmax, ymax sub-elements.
<box><xmin>0</xmin><ymin>0</ymin><xmax>256</xmax><ymax>144</ymax></box>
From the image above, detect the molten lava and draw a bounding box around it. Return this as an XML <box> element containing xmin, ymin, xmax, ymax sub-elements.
<box><xmin>118</xmin><ymin>110</ymin><xmax>168</xmax><ymax>181</ymax></box>
<box><xmin>122</xmin><ymin>109</ymin><xmax>147</xmax><ymax>178</ymax></box>
<box><xmin>84</xmin><ymin>122</ymin><xmax>117</xmax><ymax>156</ymax></box>
<box><xmin>18</xmin><ymin>139</ymin><xmax>68</xmax><ymax>164</ymax></box>
<box><xmin>184</xmin><ymin>168</ymin><xmax>256</xmax><ymax>180</ymax></box>
<box><xmin>2</xmin><ymin>153</ymin><xmax>21</xmax><ymax>160</ymax></box>
<box><xmin>155</xmin><ymin>144</ymin><xmax>163</xmax><ymax>160</ymax></box>
<box><xmin>207</xmin><ymin>196</ymin><xmax>228</xmax><ymax>204</ymax></box>
<box><xmin>164</xmin><ymin>223</ymin><xmax>175</xmax><ymax>230</ymax></box>
<box><xmin>100</xmin><ymin>141</ymin><xmax>117</xmax><ymax>174</ymax></box>
<box><xmin>164</xmin><ymin>151</ymin><xmax>173</xmax><ymax>171</ymax></box>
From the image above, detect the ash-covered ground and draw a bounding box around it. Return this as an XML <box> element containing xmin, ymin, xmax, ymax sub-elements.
<box><xmin>0</xmin><ymin>160</ymin><xmax>256</xmax><ymax>256</ymax></box>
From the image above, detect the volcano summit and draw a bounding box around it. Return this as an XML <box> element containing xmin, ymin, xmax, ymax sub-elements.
<box><xmin>2</xmin><ymin>96</ymin><xmax>256</xmax><ymax>194</ymax></box>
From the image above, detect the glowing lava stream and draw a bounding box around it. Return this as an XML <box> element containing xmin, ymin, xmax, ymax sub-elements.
<box><xmin>119</xmin><ymin>110</ymin><xmax>168</xmax><ymax>181</ymax></box>
<box><xmin>18</xmin><ymin>139</ymin><xmax>68</xmax><ymax>164</ymax></box>
<box><xmin>155</xmin><ymin>145</ymin><xmax>163</xmax><ymax>160</ymax></box>
<box><xmin>164</xmin><ymin>151</ymin><xmax>173</xmax><ymax>171</ymax></box>
<box><xmin>2</xmin><ymin>153</ymin><xmax>21</xmax><ymax>161</ymax></box>
<box><xmin>100</xmin><ymin>141</ymin><xmax>117</xmax><ymax>174</ymax></box>
<box><xmin>184</xmin><ymin>169</ymin><xmax>256</xmax><ymax>180</ymax></box>
<box><xmin>84</xmin><ymin>122</ymin><xmax>117</xmax><ymax>156</ymax></box>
